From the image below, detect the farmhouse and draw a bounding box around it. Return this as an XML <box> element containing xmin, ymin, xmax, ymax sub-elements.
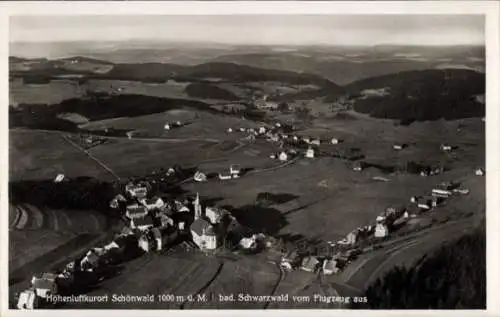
<box><xmin>17</xmin><ymin>289</ymin><xmax>39</xmax><ymax>310</ymax></box>
<box><xmin>239</xmin><ymin>235</ymin><xmax>258</xmax><ymax>250</ymax></box>
<box><xmin>305</xmin><ymin>147</ymin><xmax>315</xmax><ymax>158</ymax></box>
<box><xmin>194</xmin><ymin>171</ymin><xmax>207</xmax><ymax>182</ymax></box>
<box><xmin>431</xmin><ymin>187</ymin><xmax>453</xmax><ymax>197</ymax></box>
<box><xmin>374</xmin><ymin>223</ymin><xmax>389</xmax><ymax>238</ymax></box>
<box><xmin>300</xmin><ymin>256</ymin><xmax>320</xmax><ymax>273</ymax></box>
<box><xmin>322</xmin><ymin>259</ymin><xmax>340</xmax><ymax>275</ymax></box>
<box><xmin>352</xmin><ymin>161</ymin><xmax>364</xmax><ymax>171</ymax></box>
<box><xmin>475</xmin><ymin>168</ymin><xmax>485</xmax><ymax>176</ymax></box>
<box><xmin>218</xmin><ymin>173</ymin><xmax>232</xmax><ymax>180</ymax></box>
<box><xmin>331</xmin><ymin>138</ymin><xmax>342</xmax><ymax>145</ymax></box>
<box><xmin>393</xmin><ymin>143</ymin><xmax>407</xmax><ymax>151</ymax></box>
<box><xmin>311</xmin><ymin>139</ymin><xmax>321</xmax><ymax>146</ymax></box>
<box><xmin>440</xmin><ymin>143</ymin><xmax>453</xmax><ymax>152</ymax></box>
<box><xmin>54</xmin><ymin>174</ymin><xmax>65</xmax><ymax>183</ymax></box>
<box><xmin>126</xmin><ymin>204</ymin><xmax>148</xmax><ymax>220</ymax></box>
<box><xmin>230</xmin><ymin>165</ymin><xmax>241</xmax><ymax>176</ymax></box>
<box><xmin>417</xmin><ymin>197</ymin><xmax>433</xmax><ymax>210</ymax></box>
<box><xmin>279</xmin><ymin>151</ymin><xmax>288</xmax><ymax>161</ymax></box>
<box><xmin>130</xmin><ymin>215</ymin><xmax>155</xmax><ymax>231</ymax></box>
<box><xmin>346</xmin><ymin>230</ymin><xmax>358</xmax><ymax>245</ymax></box>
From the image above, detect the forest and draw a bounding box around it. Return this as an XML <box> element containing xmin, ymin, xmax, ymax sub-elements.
<box><xmin>354</xmin><ymin>226</ymin><xmax>486</xmax><ymax>309</ymax></box>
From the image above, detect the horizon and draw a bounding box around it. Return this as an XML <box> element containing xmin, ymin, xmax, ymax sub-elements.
<box><xmin>10</xmin><ymin>15</ymin><xmax>484</xmax><ymax>46</ymax></box>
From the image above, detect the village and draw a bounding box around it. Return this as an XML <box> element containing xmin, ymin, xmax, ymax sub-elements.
<box><xmin>15</xmin><ymin>114</ymin><xmax>485</xmax><ymax>310</ymax></box>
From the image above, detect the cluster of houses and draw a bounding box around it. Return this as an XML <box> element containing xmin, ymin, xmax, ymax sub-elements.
<box><xmin>193</xmin><ymin>165</ymin><xmax>243</xmax><ymax>183</ymax></box>
<box><xmin>280</xmin><ymin>249</ymin><xmax>361</xmax><ymax>275</ymax></box>
<box><xmin>277</xmin><ymin>172</ymin><xmax>482</xmax><ymax>278</ymax></box>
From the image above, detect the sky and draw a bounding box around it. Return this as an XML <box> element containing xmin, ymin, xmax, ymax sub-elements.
<box><xmin>10</xmin><ymin>15</ymin><xmax>485</xmax><ymax>46</ymax></box>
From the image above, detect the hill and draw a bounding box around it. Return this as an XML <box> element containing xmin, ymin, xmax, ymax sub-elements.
<box><xmin>10</xmin><ymin>56</ymin><xmax>342</xmax><ymax>92</ymax></box>
<box><xmin>184</xmin><ymin>82</ymin><xmax>240</xmax><ymax>101</ymax></box>
<box><xmin>9</xmin><ymin>94</ymin><xmax>217</xmax><ymax>131</ymax></box>
<box><xmin>212</xmin><ymin>45</ymin><xmax>485</xmax><ymax>85</ymax></box>
<box><xmin>342</xmin><ymin>69</ymin><xmax>485</xmax><ymax>122</ymax></box>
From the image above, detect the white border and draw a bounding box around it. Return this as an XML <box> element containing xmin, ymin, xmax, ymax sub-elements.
<box><xmin>1</xmin><ymin>2</ymin><xmax>499</xmax><ymax>317</ymax></box>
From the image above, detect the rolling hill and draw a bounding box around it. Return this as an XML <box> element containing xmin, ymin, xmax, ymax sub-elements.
<box><xmin>341</xmin><ymin>69</ymin><xmax>485</xmax><ymax>122</ymax></box>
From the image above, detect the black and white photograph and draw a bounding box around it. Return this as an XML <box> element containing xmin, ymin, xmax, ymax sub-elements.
<box><xmin>3</xmin><ymin>2</ymin><xmax>499</xmax><ymax>312</ymax></box>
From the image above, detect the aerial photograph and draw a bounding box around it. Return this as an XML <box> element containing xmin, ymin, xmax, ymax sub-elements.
<box><xmin>8</xmin><ymin>14</ymin><xmax>486</xmax><ymax>309</ymax></box>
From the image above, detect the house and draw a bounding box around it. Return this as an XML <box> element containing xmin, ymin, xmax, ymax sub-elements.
<box><xmin>130</xmin><ymin>215</ymin><xmax>155</xmax><ymax>231</ymax></box>
<box><xmin>331</xmin><ymin>138</ymin><xmax>342</xmax><ymax>145</ymax></box>
<box><xmin>194</xmin><ymin>171</ymin><xmax>207</xmax><ymax>182</ymax></box>
<box><xmin>239</xmin><ymin>127</ymin><xmax>246</xmax><ymax>132</ymax></box>
<box><xmin>275</xmin><ymin>123</ymin><xmax>282</xmax><ymax>128</ymax></box>
<box><xmin>80</xmin><ymin>250</ymin><xmax>101</xmax><ymax>272</ymax></box>
<box><xmin>54</xmin><ymin>174</ymin><xmax>65</xmax><ymax>183</ymax></box>
<box><xmin>270</xmin><ymin>154</ymin><xmax>277</xmax><ymax>159</ymax></box>
<box><xmin>141</xmin><ymin>197</ymin><xmax>165</xmax><ymax>211</ymax></box>
<box><xmin>346</xmin><ymin>230</ymin><xmax>358</xmax><ymax>245</ymax></box>
<box><xmin>227</xmin><ymin>128</ymin><xmax>233</xmax><ymax>133</ymax></box>
<box><xmin>431</xmin><ymin>188</ymin><xmax>453</xmax><ymax>197</ymax></box>
<box><xmin>279</xmin><ymin>151</ymin><xmax>288</xmax><ymax>161</ymax></box>
<box><xmin>259</xmin><ymin>127</ymin><xmax>266</xmax><ymax>134</ymax></box>
<box><xmin>239</xmin><ymin>235</ymin><xmax>257</xmax><ymax>250</ymax></box>
<box><xmin>417</xmin><ymin>197</ymin><xmax>432</xmax><ymax>210</ymax></box>
<box><xmin>126</xmin><ymin>204</ymin><xmax>148</xmax><ymax>220</ymax></box>
<box><xmin>410</xmin><ymin>195</ymin><xmax>421</xmax><ymax>203</ymax></box>
<box><xmin>322</xmin><ymin>259</ymin><xmax>340</xmax><ymax>275</ymax></box>
<box><xmin>17</xmin><ymin>289</ymin><xmax>39</xmax><ymax>309</ymax></box>
<box><xmin>190</xmin><ymin>218</ymin><xmax>217</xmax><ymax>250</ymax></box>
<box><xmin>302</xmin><ymin>137</ymin><xmax>311</xmax><ymax>144</ymax></box>
<box><xmin>281</xmin><ymin>250</ymin><xmax>300</xmax><ymax>271</ymax></box>
<box><xmin>205</xmin><ymin>206</ymin><xmax>224</xmax><ymax>224</ymax></box>
<box><xmin>32</xmin><ymin>275</ymin><xmax>58</xmax><ymax>299</ymax></box>
<box><xmin>300</xmin><ymin>256</ymin><xmax>320</xmax><ymax>273</ymax></box>
<box><xmin>352</xmin><ymin>161</ymin><xmax>364</xmax><ymax>171</ymax></box>
<box><xmin>219</xmin><ymin>173</ymin><xmax>232</xmax><ymax>180</ymax></box>
<box><xmin>164</xmin><ymin>123</ymin><xmax>170</xmax><ymax>130</ymax></box>
<box><xmin>305</xmin><ymin>148</ymin><xmax>315</xmax><ymax>158</ymax></box>
<box><xmin>174</xmin><ymin>200</ymin><xmax>190</xmax><ymax>213</ymax></box>
<box><xmin>440</xmin><ymin>143</ymin><xmax>453</xmax><ymax>151</ymax></box>
<box><xmin>393</xmin><ymin>143</ymin><xmax>407</xmax><ymax>151</ymax></box>
<box><xmin>311</xmin><ymin>139</ymin><xmax>321</xmax><ymax>146</ymax></box>
<box><xmin>110</xmin><ymin>199</ymin><xmax>119</xmax><ymax>209</ymax></box>
<box><xmin>475</xmin><ymin>168</ymin><xmax>485</xmax><ymax>176</ymax></box>
<box><xmin>230</xmin><ymin>165</ymin><xmax>241</xmax><ymax>176</ymax></box>
<box><xmin>374</xmin><ymin>223</ymin><xmax>389</xmax><ymax>238</ymax></box>
<box><xmin>126</xmin><ymin>185</ymin><xmax>148</xmax><ymax>199</ymax></box>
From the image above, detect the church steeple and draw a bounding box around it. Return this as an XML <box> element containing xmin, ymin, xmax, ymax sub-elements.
<box><xmin>194</xmin><ymin>193</ymin><xmax>202</xmax><ymax>220</ymax></box>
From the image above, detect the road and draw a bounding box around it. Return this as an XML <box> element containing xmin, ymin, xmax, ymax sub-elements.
<box><xmin>60</xmin><ymin>133</ymin><xmax>121</xmax><ymax>180</ymax></box>
<box><xmin>335</xmin><ymin>217</ymin><xmax>476</xmax><ymax>295</ymax></box>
